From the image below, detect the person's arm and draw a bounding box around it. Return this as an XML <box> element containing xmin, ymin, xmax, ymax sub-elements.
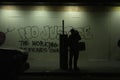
<box><xmin>78</xmin><ymin>34</ymin><xmax>81</xmax><ymax>41</ymax></box>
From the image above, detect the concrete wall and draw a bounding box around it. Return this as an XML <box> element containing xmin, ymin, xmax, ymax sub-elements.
<box><xmin>0</xmin><ymin>5</ymin><xmax>120</xmax><ymax>72</ymax></box>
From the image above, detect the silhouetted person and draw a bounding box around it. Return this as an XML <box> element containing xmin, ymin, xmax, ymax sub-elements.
<box><xmin>68</xmin><ymin>29</ymin><xmax>81</xmax><ymax>70</ymax></box>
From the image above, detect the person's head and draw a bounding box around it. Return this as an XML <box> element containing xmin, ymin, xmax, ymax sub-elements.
<box><xmin>75</xmin><ymin>30</ymin><xmax>79</xmax><ymax>35</ymax></box>
<box><xmin>70</xmin><ymin>29</ymin><xmax>75</xmax><ymax>34</ymax></box>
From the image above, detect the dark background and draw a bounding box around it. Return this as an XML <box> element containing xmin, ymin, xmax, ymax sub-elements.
<box><xmin>0</xmin><ymin>0</ymin><xmax>120</xmax><ymax>6</ymax></box>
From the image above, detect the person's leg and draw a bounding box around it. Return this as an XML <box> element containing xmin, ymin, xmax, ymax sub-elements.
<box><xmin>74</xmin><ymin>51</ymin><xmax>79</xmax><ymax>70</ymax></box>
<box><xmin>69</xmin><ymin>50</ymin><xmax>74</xmax><ymax>70</ymax></box>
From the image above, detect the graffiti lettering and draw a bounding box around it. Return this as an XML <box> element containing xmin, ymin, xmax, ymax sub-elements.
<box><xmin>18</xmin><ymin>26</ymin><xmax>39</xmax><ymax>40</ymax></box>
<box><xmin>19</xmin><ymin>40</ymin><xmax>29</xmax><ymax>46</ymax></box>
<box><xmin>18</xmin><ymin>25</ymin><xmax>61</xmax><ymax>40</ymax></box>
<box><xmin>32</xmin><ymin>41</ymin><xmax>58</xmax><ymax>48</ymax></box>
<box><xmin>19</xmin><ymin>47</ymin><xmax>58</xmax><ymax>53</ymax></box>
<box><xmin>1</xmin><ymin>24</ymin><xmax>93</xmax><ymax>53</ymax></box>
<box><xmin>76</xmin><ymin>25</ymin><xmax>94</xmax><ymax>39</ymax></box>
<box><xmin>18</xmin><ymin>25</ymin><xmax>93</xmax><ymax>40</ymax></box>
<box><xmin>5</xmin><ymin>28</ymin><xmax>16</xmax><ymax>34</ymax></box>
<box><xmin>38</xmin><ymin>25</ymin><xmax>61</xmax><ymax>40</ymax></box>
<box><xmin>19</xmin><ymin>47</ymin><xmax>48</xmax><ymax>53</ymax></box>
<box><xmin>18</xmin><ymin>40</ymin><xmax>59</xmax><ymax>53</ymax></box>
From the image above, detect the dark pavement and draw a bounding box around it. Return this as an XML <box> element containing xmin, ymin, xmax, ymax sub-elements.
<box><xmin>19</xmin><ymin>60</ymin><xmax>120</xmax><ymax>80</ymax></box>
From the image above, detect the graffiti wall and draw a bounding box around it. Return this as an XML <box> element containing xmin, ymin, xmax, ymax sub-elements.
<box><xmin>0</xmin><ymin>6</ymin><xmax>120</xmax><ymax>72</ymax></box>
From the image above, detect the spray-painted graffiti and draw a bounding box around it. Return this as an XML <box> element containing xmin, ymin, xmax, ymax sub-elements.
<box><xmin>76</xmin><ymin>25</ymin><xmax>94</xmax><ymax>39</ymax></box>
<box><xmin>18</xmin><ymin>26</ymin><xmax>39</xmax><ymax>40</ymax></box>
<box><xmin>18</xmin><ymin>25</ymin><xmax>93</xmax><ymax>40</ymax></box>
<box><xmin>17</xmin><ymin>26</ymin><xmax>60</xmax><ymax>53</ymax></box>
<box><xmin>0</xmin><ymin>24</ymin><xmax>93</xmax><ymax>53</ymax></box>
<box><xmin>18</xmin><ymin>25</ymin><xmax>61</xmax><ymax>40</ymax></box>
<box><xmin>17</xmin><ymin>25</ymin><xmax>93</xmax><ymax>53</ymax></box>
<box><xmin>40</xmin><ymin>25</ymin><xmax>61</xmax><ymax>40</ymax></box>
<box><xmin>19</xmin><ymin>40</ymin><xmax>59</xmax><ymax>53</ymax></box>
<box><xmin>32</xmin><ymin>41</ymin><xmax>58</xmax><ymax>48</ymax></box>
<box><xmin>5</xmin><ymin>28</ymin><xmax>16</xmax><ymax>34</ymax></box>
